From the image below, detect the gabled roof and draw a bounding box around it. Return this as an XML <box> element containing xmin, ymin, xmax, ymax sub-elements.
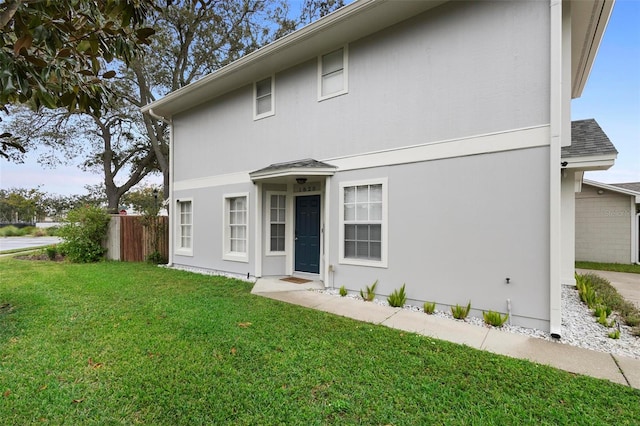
<box><xmin>563</xmin><ymin>119</ymin><xmax>617</xmax><ymax>158</ymax></box>
<box><xmin>611</xmin><ymin>182</ymin><xmax>640</xmax><ymax>193</ymax></box>
<box><xmin>250</xmin><ymin>158</ymin><xmax>336</xmax><ymax>181</ymax></box>
<box><xmin>562</xmin><ymin>119</ymin><xmax>617</xmax><ymax>171</ymax></box>
<box><xmin>142</xmin><ymin>0</ymin><xmax>614</xmax><ymax>118</ymax></box>
<box><xmin>583</xmin><ymin>179</ymin><xmax>640</xmax><ymax>202</ymax></box>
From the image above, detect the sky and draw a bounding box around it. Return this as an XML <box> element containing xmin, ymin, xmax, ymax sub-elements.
<box><xmin>0</xmin><ymin>0</ymin><xmax>638</xmax><ymax>197</ymax></box>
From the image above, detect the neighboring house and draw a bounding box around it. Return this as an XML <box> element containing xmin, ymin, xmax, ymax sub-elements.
<box><xmin>142</xmin><ymin>0</ymin><xmax>616</xmax><ymax>335</ymax></box>
<box><xmin>576</xmin><ymin>180</ymin><xmax>640</xmax><ymax>264</ymax></box>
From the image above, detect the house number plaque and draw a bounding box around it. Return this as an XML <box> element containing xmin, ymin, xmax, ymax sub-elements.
<box><xmin>294</xmin><ymin>182</ymin><xmax>320</xmax><ymax>193</ymax></box>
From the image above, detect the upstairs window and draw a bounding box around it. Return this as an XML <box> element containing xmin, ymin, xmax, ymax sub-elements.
<box><xmin>318</xmin><ymin>46</ymin><xmax>348</xmax><ymax>100</ymax></box>
<box><xmin>254</xmin><ymin>76</ymin><xmax>274</xmax><ymax>119</ymax></box>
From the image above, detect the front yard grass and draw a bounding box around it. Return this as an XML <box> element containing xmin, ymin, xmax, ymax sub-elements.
<box><xmin>576</xmin><ymin>261</ymin><xmax>640</xmax><ymax>274</ymax></box>
<box><xmin>1</xmin><ymin>259</ymin><xmax>639</xmax><ymax>424</ymax></box>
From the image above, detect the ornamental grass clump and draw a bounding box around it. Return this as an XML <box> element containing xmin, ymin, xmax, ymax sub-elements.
<box><xmin>359</xmin><ymin>280</ymin><xmax>377</xmax><ymax>302</ymax></box>
<box><xmin>483</xmin><ymin>310</ymin><xmax>509</xmax><ymax>327</ymax></box>
<box><xmin>339</xmin><ymin>285</ymin><xmax>348</xmax><ymax>297</ymax></box>
<box><xmin>387</xmin><ymin>284</ymin><xmax>407</xmax><ymax>307</ymax></box>
<box><xmin>451</xmin><ymin>301</ymin><xmax>471</xmax><ymax>320</ymax></box>
<box><xmin>423</xmin><ymin>301</ymin><xmax>436</xmax><ymax>315</ymax></box>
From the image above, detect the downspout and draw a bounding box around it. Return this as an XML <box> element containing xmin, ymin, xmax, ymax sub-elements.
<box><xmin>548</xmin><ymin>0</ymin><xmax>564</xmax><ymax>338</ymax></box>
<box><xmin>147</xmin><ymin>108</ymin><xmax>173</xmax><ymax>266</ymax></box>
<box><xmin>148</xmin><ymin>108</ymin><xmax>171</xmax><ymax>125</ymax></box>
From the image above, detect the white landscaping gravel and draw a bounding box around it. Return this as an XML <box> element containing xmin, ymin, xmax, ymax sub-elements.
<box><xmin>318</xmin><ymin>285</ymin><xmax>640</xmax><ymax>360</ymax></box>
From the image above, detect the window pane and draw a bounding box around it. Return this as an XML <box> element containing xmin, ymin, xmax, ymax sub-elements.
<box><xmin>345</xmin><ymin>240</ymin><xmax>356</xmax><ymax>257</ymax></box>
<box><xmin>344</xmin><ymin>204</ymin><xmax>355</xmax><ymax>221</ymax></box>
<box><xmin>370</xmin><ymin>242</ymin><xmax>381</xmax><ymax>260</ymax></box>
<box><xmin>370</xmin><ymin>184</ymin><xmax>382</xmax><ymax>201</ymax></box>
<box><xmin>257</xmin><ymin>95</ymin><xmax>271</xmax><ymax>115</ymax></box>
<box><xmin>344</xmin><ymin>187</ymin><xmax>355</xmax><ymax>203</ymax></box>
<box><xmin>356</xmin><ymin>203</ymin><xmax>368</xmax><ymax>221</ymax></box>
<box><xmin>356</xmin><ymin>241</ymin><xmax>369</xmax><ymax>258</ymax></box>
<box><xmin>256</xmin><ymin>77</ymin><xmax>271</xmax><ymax>97</ymax></box>
<box><xmin>370</xmin><ymin>224</ymin><xmax>382</xmax><ymax>241</ymax></box>
<box><xmin>356</xmin><ymin>186</ymin><xmax>369</xmax><ymax>203</ymax></box>
<box><xmin>322</xmin><ymin>71</ymin><xmax>343</xmax><ymax>96</ymax></box>
<box><xmin>322</xmin><ymin>49</ymin><xmax>343</xmax><ymax>75</ymax></box>
<box><xmin>356</xmin><ymin>224</ymin><xmax>369</xmax><ymax>241</ymax></box>
<box><xmin>370</xmin><ymin>202</ymin><xmax>382</xmax><ymax>220</ymax></box>
<box><xmin>345</xmin><ymin>224</ymin><xmax>355</xmax><ymax>240</ymax></box>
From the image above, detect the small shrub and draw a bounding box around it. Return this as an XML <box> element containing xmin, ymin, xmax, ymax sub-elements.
<box><xmin>359</xmin><ymin>280</ymin><xmax>378</xmax><ymax>302</ymax></box>
<box><xmin>339</xmin><ymin>286</ymin><xmax>347</xmax><ymax>297</ymax></box>
<box><xmin>387</xmin><ymin>284</ymin><xmax>407</xmax><ymax>308</ymax></box>
<box><xmin>45</xmin><ymin>245</ymin><xmax>57</xmax><ymax>261</ymax></box>
<box><xmin>45</xmin><ymin>226</ymin><xmax>59</xmax><ymax>236</ymax></box>
<box><xmin>423</xmin><ymin>301</ymin><xmax>436</xmax><ymax>315</ymax></box>
<box><xmin>31</xmin><ymin>228</ymin><xmax>47</xmax><ymax>237</ymax></box>
<box><xmin>146</xmin><ymin>251</ymin><xmax>167</xmax><ymax>265</ymax></box>
<box><xmin>58</xmin><ymin>205</ymin><xmax>110</xmax><ymax>263</ymax></box>
<box><xmin>596</xmin><ymin>311</ymin><xmax>609</xmax><ymax>326</ymax></box>
<box><xmin>593</xmin><ymin>304</ymin><xmax>611</xmax><ymax>319</ymax></box>
<box><xmin>625</xmin><ymin>315</ymin><xmax>640</xmax><ymax>327</ymax></box>
<box><xmin>0</xmin><ymin>226</ymin><xmax>22</xmax><ymax>237</ymax></box>
<box><xmin>608</xmin><ymin>328</ymin><xmax>620</xmax><ymax>339</ymax></box>
<box><xmin>451</xmin><ymin>301</ymin><xmax>471</xmax><ymax>320</ymax></box>
<box><xmin>483</xmin><ymin>310</ymin><xmax>509</xmax><ymax>327</ymax></box>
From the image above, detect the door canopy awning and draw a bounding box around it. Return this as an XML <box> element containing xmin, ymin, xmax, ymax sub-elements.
<box><xmin>249</xmin><ymin>158</ymin><xmax>336</xmax><ymax>182</ymax></box>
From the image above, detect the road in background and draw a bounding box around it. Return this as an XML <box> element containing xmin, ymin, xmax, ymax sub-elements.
<box><xmin>0</xmin><ymin>237</ymin><xmax>62</xmax><ymax>251</ymax></box>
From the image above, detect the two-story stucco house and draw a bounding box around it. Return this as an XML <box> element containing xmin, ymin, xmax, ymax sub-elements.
<box><xmin>142</xmin><ymin>0</ymin><xmax>616</xmax><ymax>335</ymax></box>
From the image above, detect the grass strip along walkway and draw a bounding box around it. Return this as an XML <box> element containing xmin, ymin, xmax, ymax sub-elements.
<box><xmin>1</xmin><ymin>259</ymin><xmax>639</xmax><ymax>424</ymax></box>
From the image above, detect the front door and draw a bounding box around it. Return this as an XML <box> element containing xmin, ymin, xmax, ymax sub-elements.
<box><xmin>295</xmin><ymin>195</ymin><xmax>321</xmax><ymax>274</ymax></box>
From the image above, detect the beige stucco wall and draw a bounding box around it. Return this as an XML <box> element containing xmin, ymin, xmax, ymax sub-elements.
<box><xmin>576</xmin><ymin>184</ymin><xmax>632</xmax><ymax>263</ymax></box>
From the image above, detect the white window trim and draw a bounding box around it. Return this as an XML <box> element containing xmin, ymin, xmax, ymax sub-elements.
<box><xmin>266</xmin><ymin>191</ymin><xmax>287</xmax><ymax>256</ymax></box>
<box><xmin>222</xmin><ymin>192</ymin><xmax>249</xmax><ymax>263</ymax></box>
<box><xmin>338</xmin><ymin>178</ymin><xmax>388</xmax><ymax>268</ymax></box>
<box><xmin>317</xmin><ymin>45</ymin><xmax>348</xmax><ymax>101</ymax></box>
<box><xmin>175</xmin><ymin>198</ymin><xmax>194</xmax><ymax>257</ymax></box>
<box><xmin>253</xmin><ymin>75</ymin><xmax>275</xmax><ymax>120</ymax></box>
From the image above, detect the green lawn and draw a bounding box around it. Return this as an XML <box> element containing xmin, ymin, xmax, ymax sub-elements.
<box><xmin>576</xmin><ymin>261</ymin><xmax>640</xmax><ymax>274</ymax></box>
<box><xmin>1</xmin><ymin>259</ymin><xmax>639</xmax><ymax>424</ymax></box>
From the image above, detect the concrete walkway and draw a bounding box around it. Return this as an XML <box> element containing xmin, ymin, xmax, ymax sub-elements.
<box><xmin>576</xmin><ymin>269</ymin><xmax>640</xmax><ymax>309</ymax></box>
<box><xmin>251</xmin><ymin>277</ymin><xmax>640</xmax><ymax>390</ymax></box>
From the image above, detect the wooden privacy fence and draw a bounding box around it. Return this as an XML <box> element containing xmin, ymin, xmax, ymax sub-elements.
<box><xmin>105</xmin><ymin>215</ymin><xmax>169</xmax><ymax>262</ymax></box>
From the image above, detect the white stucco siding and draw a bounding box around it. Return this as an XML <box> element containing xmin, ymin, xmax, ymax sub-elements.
<box><xmin>171</xmin><ymin>183</ymin><xmax>256</xmax><ymax>278</ymax></box>
<box><xmin>576</xmin><ymin>185</ymin><xmax>633</xmax><ymax>264</ymax></box>
<box><xmin>328</xmin><ymin>145</ymin><xmax>551</xmax><ymax>331</ymax></box>
<box><xmin>171</xmin><ymin>0</ymin><xmax>550</xmax><ymax>182</ymax></box>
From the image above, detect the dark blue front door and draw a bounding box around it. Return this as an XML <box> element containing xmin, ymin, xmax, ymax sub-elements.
<box><xmin>295</xmin><ymin>195</ymin><xmax>320</xmax><ymax>274</ymax></box>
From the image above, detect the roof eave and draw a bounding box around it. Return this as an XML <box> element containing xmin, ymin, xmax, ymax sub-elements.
<box><xmin>250</xmin><ymin>167</ymin><xmax>336</xmax><ymax>182</ymax></box>
<box><xmin>571</xmin><ymin>0</ymin><xmax>615</xmax><ymax>99</ymax></box>
<box><xmin>562</xmin><ymin>153</ymin><xmax>616</xmax><ymax>171</ymax></box>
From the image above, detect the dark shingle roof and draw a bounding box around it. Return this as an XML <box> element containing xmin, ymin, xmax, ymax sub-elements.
<box><xmin>562</xmin><ymin>119</ymin><xmax>617</xmax><ymax>158</ymax></box>
<box><xmin>611</xmin><ymin>182</ymin><xmax>640</xmax><ymax>193</ymax></box>
<box><xmin>250</xmin><ymin>158</ymin><xmax>335</xmax><ymax>175</ymax></box>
